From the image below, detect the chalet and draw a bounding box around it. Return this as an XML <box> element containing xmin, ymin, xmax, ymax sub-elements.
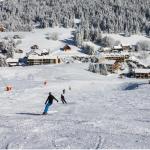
<box><xmin>32</xmin><ymin>45</ymin><xmax>39</xmax><ymax>49</ymax></box>
<box><xmin>63</xmin><ymin>45</ymin><xmax>71</xmax><ymax>51</ymax></box>
<box><xmin>101</xmin><ymin>47</ymin><xmax>111</xmax><ymax>53</ymax></box>
<box><xmin>102</xmin><ymin>60</ymin><xmax>118</xmax><ymax>73</ymax></box>
<box><xmin>26</xmin><ymin>49</ymin><xmax>49</xmax><ymax>57</ymax></box>
<box><xmin>121</xmin><ymin>44</ymin><xmax>131</xmax><ymax>51</ymax></box>
<box><xmin>104</xmin><ymin>52</ymin><xmax>130</xmax><ymax>63</ymax></box>
<box><xmin>134</xmin><ymin>69</ymin><xmax>150</xmax><ymax>79</ymax></box>
<box><xmin>113</xmin><ymin>45</ymin><xmax>123</xmax><ymax>51</ymax></box>
<box><xmin>41</xmin><ymin>49</ymin><xmax>49</xmax><ymax>56</ymax></box>
<box><xmin>7</xmin><ymin>58</ymin><xmax>19</xmax><ymax>67</ymax></box>
<box><xmin>94</xmin><ymin>55</ymin><xmax>105</xmax><ymax>63</ymax></box>
<box><xmin>112</xmin><ymin>50</ymin><xmax>119</xmax><ymax>53</ymax></box>
<box><xmin>13</xmin><ymin>35</ymin><xmax>20</xmax><ymax>39</ymax></box>
<box><xmin>17</xmin><ymin>49</ymin><xmax>23</xmax><ymax>53</ymax></box>
<box><xmin>27</xmin><ymin>55</ymin><xmax>60</xmax><ymax>66</ymax></box>
<box><xmin>0</xmin><ymin>27</ymin><xmax>5</xmax><ymax>32</ymax></box>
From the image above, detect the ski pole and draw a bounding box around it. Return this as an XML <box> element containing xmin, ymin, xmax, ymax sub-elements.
<box><xmin>0</xmin><ymin>75</ymin><xmax>7</xmax><ymax>87</ymax></box>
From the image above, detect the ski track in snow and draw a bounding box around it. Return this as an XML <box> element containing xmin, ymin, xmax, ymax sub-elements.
<box><xmin>0</xmin><ymin>63</ymin><xmax>150</xmax><ymax>148</ymax></box>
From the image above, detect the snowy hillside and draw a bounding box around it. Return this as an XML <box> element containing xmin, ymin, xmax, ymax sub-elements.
<box><xmin>0</xmin><ymin>26</ymin><xmax>86</xmax><ymax>58</ymax></box>
<box><xmin>0</xmin><ymin>63</ymin><xmax>150</xmax><ymax>149</ymax></box>
<box><xmin>1</xmin><ymin>26</ymin><xmax>150</xmax><ymax>59</ymax></box>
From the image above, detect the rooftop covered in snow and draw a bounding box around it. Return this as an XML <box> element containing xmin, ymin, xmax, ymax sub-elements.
<box><xmin>102</xmin><ymin>60</ymin><xmax>116</xmax><ymax>65</ymax></box>
<box><xmin>7</xmin><ymin>58</ymin><xmax>19</xmax><ymax>63</ymax></box>
<box><xmin>28</xmin><ymin>55</ymin><xmax>58</xmax><ymax>60</ymax></box>
<box><xmin>113</xmin><ymin>45</ymin><xmax>122</xmax><ymax>49</ymax></box>
<box><xmin>94</xmin><ymin>55</ymin><xmax>105</xmax><ymax>59</ymax></box>
<box><xmin>103</xmin><ymin>51</ymin><xmax>130</xmax><ymax>57</ymax></box>
<box><xmin>135</xmin><ymin>69</ymin><xmax>150</xmax><ymax>73</ymax></box>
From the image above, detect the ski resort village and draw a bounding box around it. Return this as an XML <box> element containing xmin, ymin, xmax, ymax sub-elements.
<box><xmin>0</xmin><ymin>0</ymin><xmax>150</xmax><ymax>149</ymax></box>
<box><xmin>1</xmin><ymin>25</ymin><xmax>150</xmax><ymax>79</ymax></box>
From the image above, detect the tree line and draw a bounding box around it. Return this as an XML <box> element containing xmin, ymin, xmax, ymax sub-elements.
<box><xmin>0</xmin><ymin>0</ymin><xmax>150</xmax><ymax>35</ymax></box>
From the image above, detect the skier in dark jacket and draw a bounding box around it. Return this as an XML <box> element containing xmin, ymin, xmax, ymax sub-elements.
<box><xmin>43</xmin><ymin>92</ymin><xmax>58</xmax><ymax>115</ymax></box>
<box><xmin>61</xmin><ymin>94</ymin><xmax>67</xmax><ymax>104</ymax></box>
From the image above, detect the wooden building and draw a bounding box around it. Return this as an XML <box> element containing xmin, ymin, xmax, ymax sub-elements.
<box><xmin>101</xmin><ymin>47</ymin><xmax>111</xmax><ymax>53</ymax></box>
<box><xmin>13</xmin><ymin>35</ymin><xmax>20</xmax><ymax>39</ymax></box>
<box><xmin>102</xmin><ymin>60</ymin><xmax>118</xmax><ymax>73</ymax></box>
<box><xmin>27</xmin><ymin>55</ymin><xmax>60</xmax><ymax>66</ymax></box>
<box><xmin>63</xmin><ymin>45</ymin><xmax>71</xmax><ymax>51</ymax></box>
<box><xmin>7</xmin><ymin>58</ymin><xmax>19</xmax><ymax>67</ymax></box>
<box><xmin>134</xmin><ymin>69</ymin><xmax>150</xmax><ymax>79</ymax></box>
<box><xmin>104</xmin><ymin>52</ymin><xmax>130</xmax><ymax>63</ymax></box>
<box><xmin>0</xmin><ymin>27</ymin><xmax>5</xmax><ymax>32</ymax></box>
<box><xmin>32</xmin><ymin>45</ymin><xmax>39</xmax><ymax>49</ymax></box>
<box><xmin>17</xmin><ymin>49</ymin><xmax>23</xmax><ymax>53</ymax></box>
<box><xmin>94</xmin><ymin>55</ymin><xmax>105</xmax><ymax>63</ymax></box>
<box><xmin>121</xmin><ymin>44</ymin><xmax>131</xmax><ymax>51</ymax></box>
<box><xmin>113</xmin><ymin>45</ymin><xmax>123</xmax><ymax>51</ymax></box>
<box><xmin>26</xmin><ymin>49</ymin><xmax>49</xmax><ymax>57</ymax></box>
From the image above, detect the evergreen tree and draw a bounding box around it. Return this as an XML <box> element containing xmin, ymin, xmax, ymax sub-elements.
<box><xmin>100</xmin><ymin>64</ymin><xmax>108</xmax><ymax>76</ymax></box>
<box><xmin>88</xmin><ymin>63</ymin><xmax>95</xmax><ymax>72</ymax></box>
<box><xmin>0</xmin><ymin>56</ymin><xmax>8</xmax><ymax>67</ymax></box>
<box><xmin>7</xmin><ymin>46</ymin><xmax>15</xmax><ymax>58</ymax></box>
<box><xmin>94</xmin><ymin>64</ymin><xmax>100</xmax><ymax>73</ymax></box>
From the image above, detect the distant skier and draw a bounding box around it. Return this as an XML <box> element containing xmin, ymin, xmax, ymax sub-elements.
<box><xmin>69</xmin><ymin>86</ymin><xmax>71</xmax><ymax>90</ymax></box>
<box><xmin>43</xmin><ymin>92</ymin><xmax>58</xmax><ymax>115</ymax></box>
<box><xmin>63</xmin><ymin>89</ymin><xmax>65</xmax><ymax>94</ymax></box>
<box><xmin>61</xmin><ymin>94</ymin><xmax>67</xmax><ymax>104</ymax></box>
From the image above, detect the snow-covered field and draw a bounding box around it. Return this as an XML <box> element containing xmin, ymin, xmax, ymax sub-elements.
<box><xmin>0</xmin><ymin>26</ymin><xmax>88</xmax><ymax>59</ymax></box>
<box><xmin>0</xmin><ymin>63</ymin><xmax>150</xmax><ymax>149</ymax></box>
<box><xmin>103</xmin><ymin>33</ymin><xmax>150</xmax><ymax>46</ymax></box>
<box><xmin>1</xmin><ymin>24</ymin><xmax>150</xmax><ymax>59</ymax></box>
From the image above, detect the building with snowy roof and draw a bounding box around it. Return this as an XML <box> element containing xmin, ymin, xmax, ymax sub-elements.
<box><xmin>102</xmin><ymin>60</ymin><xmax>118</xmax><ymax>73</ymax></box>
<box><xmin>26</xmin><ymin>49</ymin><xmax>49</xmax><ymax>57</ymax></box>
<box><xmin>63</xmin><ymin>45</ymin><xmax>71</xmax><ymax>51</ymax></box>
<box><xmin>32</xmin><ymin>45</ymin><xmax>39</xmax><ymax>49</ymax></box>
<box><xmin>103</xmin><ymin>52</ymin><xmax>130</xmax><ymax>63</ymax></box>
<box><xmin>134</xmin><ymin>69</ymin><xmax>150</xmax><ymax>79</ymax></box>
<box><xmin>113</xmin><ymin>45</ymin><xmax>123</xmax><ymax>51</ymax></box>
<box><xmin>94</xmin><ymin>55</ymin><xmax>105</xmax><ymax>63</ymax></box>
<box><xmin>7</xmin><ymin>58</ymin><xmax>19</xmax><ymax>67</ymax></box>
<box><xmin>101</xmin><ymin>47</ymin><xmax>111</xmax><ymax>52</ymax></box>
<box><xmin>27</xmin><ymin>55</ymin><xmax>60</xmax><ymax>66</ymax></box>
<box><xmin>0</xmin><ymin>27</ymin><xmax>5</xmax><ymax>32</ymax></box>
<box><xmin>121</xmin><ymin>44</ymin><xmax>132</xmax><ymax>51</ymax></box>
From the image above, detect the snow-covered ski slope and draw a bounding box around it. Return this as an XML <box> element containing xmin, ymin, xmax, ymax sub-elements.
<box><xmin>0</xmin><ymin>63</ymin><xmax>150</xmax><ymax>149</ymax></box>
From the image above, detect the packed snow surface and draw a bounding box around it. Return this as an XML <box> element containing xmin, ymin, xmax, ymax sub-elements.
<box><xmin>0</xmin><ymin>63</ymin><xmax>150</xmax><ymax>149</ymax></box>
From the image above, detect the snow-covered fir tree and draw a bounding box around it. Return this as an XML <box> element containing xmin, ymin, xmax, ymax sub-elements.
<box><xmin>100</xmin><ymin>64</ymin><xmax>108</xmax><ymax>76</ymax></box>
<box><xmin>88</xmin><ymin>63</ymin><xmax>95</xmax><ymax>72</ymax></box>
<box><xmin>94</xmin><ymin>64</ymin><xmax>100</xmax><ymax>73</ymax></box>
<box><xmin>7</xmin><ymin>46</ymin><xmax>15</xmax><ymax>58</ymax></box>
<box><xmin>0</xmin><ymin>56</ymin><xmax>8</xmax><ymax>67</ymax></box>
<box><xmin>0</xmin><ymin>0</ymin><xmax>149</xmax><ymax>36</ymax></box>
